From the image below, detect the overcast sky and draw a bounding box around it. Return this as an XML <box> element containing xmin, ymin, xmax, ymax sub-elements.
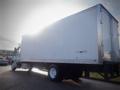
<box><xmin>0</xmin><ymin>0</ymin><xmax>120</xmax><ymax>50</ymax></box>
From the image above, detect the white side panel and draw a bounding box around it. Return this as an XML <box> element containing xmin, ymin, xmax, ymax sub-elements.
<box><xmin>21</xmin><ymin>6</ymin><xmax>99</xmax><ymax>64</ymax></box>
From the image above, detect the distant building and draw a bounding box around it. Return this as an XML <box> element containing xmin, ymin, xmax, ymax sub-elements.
<box><xmin>0</xmin><ymin>50</ymin><xmax>14</xmax><ymax>57</ymax></box>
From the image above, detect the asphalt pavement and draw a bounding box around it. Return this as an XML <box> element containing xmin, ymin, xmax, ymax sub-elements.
<box><xmin>0</xmin><ymin>66</ymin><xmax>120</xmax><ymax>90</ymax></box>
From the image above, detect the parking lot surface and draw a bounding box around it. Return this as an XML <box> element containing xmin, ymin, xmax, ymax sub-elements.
<box><xmin>0</xmin><ymin>66</ymin><xmax>120</xmax><ymax>90</ymax></box>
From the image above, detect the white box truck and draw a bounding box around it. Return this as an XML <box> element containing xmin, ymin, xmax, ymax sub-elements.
<box><xmin>11</xmin><ymin>4</ymin><xmax>120</xmax><ymax>81</ymax></box>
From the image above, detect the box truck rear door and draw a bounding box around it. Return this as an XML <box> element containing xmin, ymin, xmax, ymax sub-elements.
<box><xmin>111</xmin><ymin>18</ymin><xmax>120</xmax><ymax>59</ymax></box>
<box><xmin>101</xmin><ymin>8</ymin><xmax>112</xmax><ymax>61</ymax></box>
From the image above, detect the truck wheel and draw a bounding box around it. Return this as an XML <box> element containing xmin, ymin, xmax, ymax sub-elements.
<box><xmin>48</xmin><ymin>65</ymin><xmax>62</xmax><ymax>82</ymax></box>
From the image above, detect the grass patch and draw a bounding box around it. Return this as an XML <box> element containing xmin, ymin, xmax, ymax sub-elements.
<box><xmin>90</xmin><ymin>72</ymin><xmax>120</xmax><ymax>83</ymax></box>
<box><xmin>90</xmin><ymin>72</ymin><xmax>104</xmax><ymax>79</ymax></box>
<box><xmin>111</xmin><ymin>77</ymin><xmax>120</xmax><ymax>82</ymax></box>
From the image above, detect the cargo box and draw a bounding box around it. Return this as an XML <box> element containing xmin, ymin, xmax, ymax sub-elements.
<box><xmin>20</xmin><ymin>4</ymin><xmax>119</xmax><ymax>64</ymax></box>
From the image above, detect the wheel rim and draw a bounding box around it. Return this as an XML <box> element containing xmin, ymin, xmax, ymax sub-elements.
<box><xmin>49</xmin><ymin>68</ymin><xmax>57</xmax><ymax>79</ymax></box>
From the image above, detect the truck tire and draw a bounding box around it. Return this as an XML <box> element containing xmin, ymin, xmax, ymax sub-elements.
<box><xmin>48</xmin><ymin>65</ymin><xmax>62</xmax><ymax>82</ymax></box>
